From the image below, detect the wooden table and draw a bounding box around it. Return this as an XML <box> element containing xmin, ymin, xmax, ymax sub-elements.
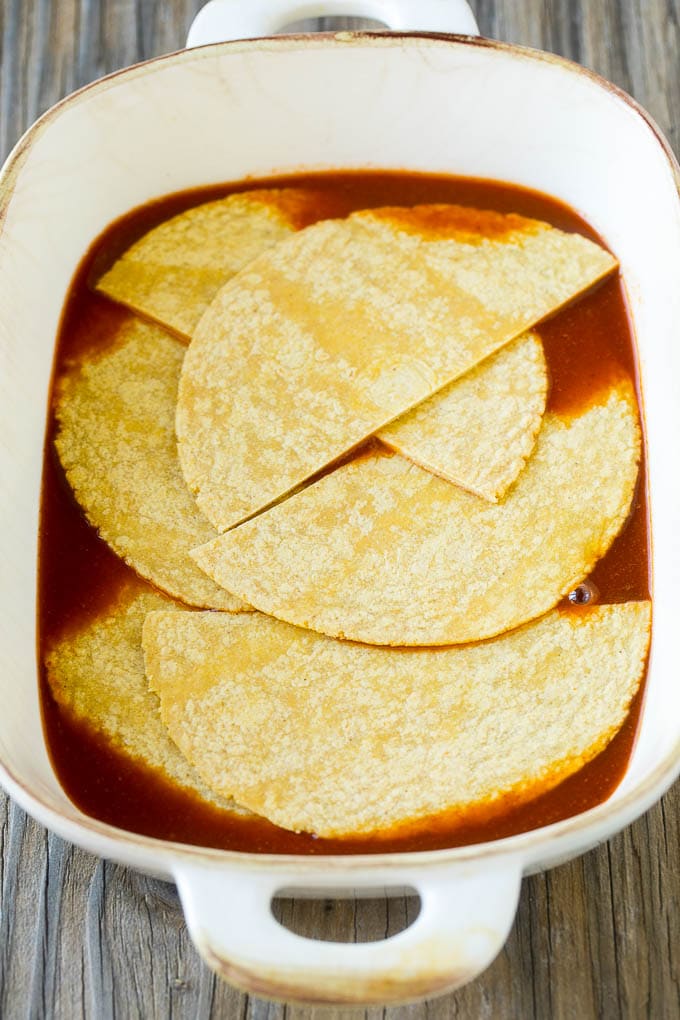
<box><xmin>1</xmin><ymin>2</ymin><xmax>679</xmax><ymax>1017</ymax></box>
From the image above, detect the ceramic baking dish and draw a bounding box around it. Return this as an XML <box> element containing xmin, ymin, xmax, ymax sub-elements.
<box><xmin>1</xmin><ymin>0</ymin><xmax>679</xmax><ymax>1005</ymax></box>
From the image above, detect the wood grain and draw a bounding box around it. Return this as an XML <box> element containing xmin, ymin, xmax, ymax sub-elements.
<box><xmin>1</xmin><ymin>1</ymin><xmax>679</xmax><ymax>1017</ymax></box>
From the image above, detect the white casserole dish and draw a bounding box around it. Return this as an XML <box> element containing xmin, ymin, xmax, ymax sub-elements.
<box><xmin>1</xmin><ymin>0</ymin><xmax>679</xmax><ymax>1005</ymax></box>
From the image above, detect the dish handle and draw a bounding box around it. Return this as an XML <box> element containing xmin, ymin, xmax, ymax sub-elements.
<box><xmin>186</xmin><ymin>0</ymin><xmax>480</xmax><ymax>48</ymax></box>
<box><xmin>174</xmin><ymin>858</ymin><xmax>521</xmax><ymax>1005</ymax></box>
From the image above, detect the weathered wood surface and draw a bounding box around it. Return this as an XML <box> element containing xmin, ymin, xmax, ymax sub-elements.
<box><xmin>1</xmin><ymin>1</ymin><xmax>679</xmax><ymax>1017</ymax></box>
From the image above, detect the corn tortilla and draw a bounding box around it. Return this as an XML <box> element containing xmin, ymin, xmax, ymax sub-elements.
<box><xmin>95</xmin><ymin>189</ymin><xmax>322</xmax><ymax>339</ymax></box>
<box><xmin>193</xmin><ymin>381</ymin><xmax>640</xmax><ymax>646</ymax></box>
<box><xmin>378</xmin><ymin>332</ymin><xmax>547</xmax><ymax>500</ymax></box>
<box><xmin>44</xmin><ymin>583</ymin><xmax>248</xmax><ymax>813</ymax></box>
<box><xmin>177</xmin><ymin>205</ymin><xmax>617</xmax><ymax>531</ymax></box>
<box><xmin>142</xmin><ymin>601</ymin><xmax>651</xmax><ymax>837</ymax></box>
<box><xmin>95</xmin><ymin>263</ymin><xmax>229</xmax><ymax>341</ymax></box>
<box><xmin>99</xmin><ymin>192</ymin><xmax>550</xmax><ymax>501</ymax></box>
<box><xmin>54</xmin><ymin>317</ymin><xmax>249</xmax><ymax>611</ymax></box>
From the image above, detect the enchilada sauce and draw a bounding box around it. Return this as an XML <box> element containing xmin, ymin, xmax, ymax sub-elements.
<box><xmin>38</xmin><ymin>172</ymin><xmax>650</xmax><ymax>854</ymax></box>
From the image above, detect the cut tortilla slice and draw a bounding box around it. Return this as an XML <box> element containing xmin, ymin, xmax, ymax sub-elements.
<box><xmin>177</xmin><ymin>204</ymin><xmax>617</xmax><ymax>531</ymax></box>
<box><xmin>95</xmin><ymin>188</ymin><xmax>324</xmax><ymax>339</ymax></box>
<box><xmin>142</xmin><ymin>601</ymin><xmax>651</xmax><ymax>838</ymax></box>
<box><xmin>377</xmin><ymin>332</ymin><xmax>547</xmax><ymax>500</ymax></box>
<box><xmin>44</xmin><ymin>583</ymin><xmax>250</xmax><ymax>814</ymax></box>
<box><xmin>54</xmin><ymin>316</ymin><xmax>249</xmax><ymax>611</ymax></box>
<box><xmin>95</xmin><ymin>263</ymin><xmax>230</xmax><ymax>341</ymax></box>
<box><xmin>193</xmin><ymin>380</ymin><xmax>640</xmax><ymax>646</ymax></box>
<box><xmin>101</xmin><ymin>192</ymin><xmax>550</xmax><ymax>502</ymax></box>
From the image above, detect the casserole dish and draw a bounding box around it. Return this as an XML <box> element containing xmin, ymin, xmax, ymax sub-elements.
<box><xmin>1</xmin><ymin>0</ymin><xmax>679</xmax><ymax>1004</ymax></box>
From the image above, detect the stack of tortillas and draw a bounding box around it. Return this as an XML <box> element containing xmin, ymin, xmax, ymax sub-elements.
<box><xmin>47</xmin><ymin>189</ymin><xmax>650</xmax><ymax>840</ymax></box>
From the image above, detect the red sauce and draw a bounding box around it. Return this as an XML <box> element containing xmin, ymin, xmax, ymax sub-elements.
<box><xmin>541</xmin><ymin>274</ymin><xmax>640</xmax><ymax>419</ymax></box>
<box><xmin>38</xmin><ymin>171</ymin><xmax>650</xmax><ymax>853</ymax></box>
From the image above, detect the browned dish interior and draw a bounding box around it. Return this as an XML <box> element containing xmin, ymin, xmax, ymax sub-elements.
<box><xmin>38</xmin><ymin>171</ymin><xmax>650</xmax><ymax>855</ymax></box>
